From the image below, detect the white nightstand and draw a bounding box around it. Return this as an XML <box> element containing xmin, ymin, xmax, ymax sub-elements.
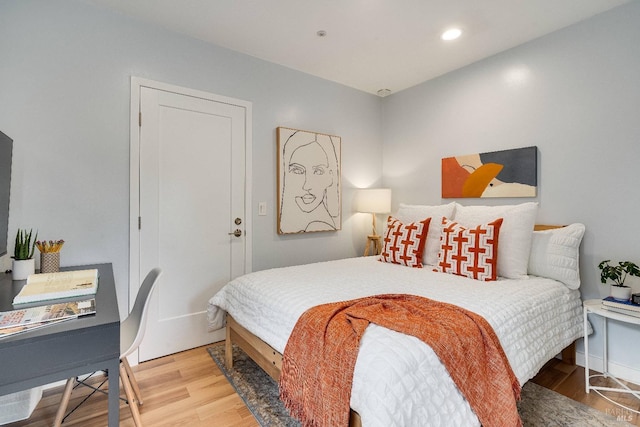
<box><xmin>583</xmin><ymin>299</ymin><xmax>640</xmax><ymax>414</ymax></box>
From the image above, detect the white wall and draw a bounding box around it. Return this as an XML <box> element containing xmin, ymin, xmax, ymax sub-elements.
<box><xmin>0</xmin><ymin>0</ymin><xmax>383</xmax><ymax>317</ymax></box>
<box><xmin>382</xmin><ymin>2</ymin><xmax>640</xmax><ymax>378</ymax></box>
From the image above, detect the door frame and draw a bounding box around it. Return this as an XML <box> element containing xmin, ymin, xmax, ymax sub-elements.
<box><xmin>128</xmin><ymin>77</ymin><xmax>252</xmax><ymax>351</ymax></box>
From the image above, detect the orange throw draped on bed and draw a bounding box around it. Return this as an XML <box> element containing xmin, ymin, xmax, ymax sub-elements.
<box><xmin>279</xmin><ymin>294</ymin><xmax>521</xmax><ymax>427</ymax></box>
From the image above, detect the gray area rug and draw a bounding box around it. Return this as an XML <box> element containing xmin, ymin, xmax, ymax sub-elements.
<box><xmin>208</xmin><ymin>343</ymin><xmax>632</xmax><ymax>426</ymax></box>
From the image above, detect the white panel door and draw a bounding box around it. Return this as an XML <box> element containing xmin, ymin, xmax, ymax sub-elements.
<box><xmin>137</xmin><ymin>86</ymin><xmax>247</xmax><ymax>361</ymax></box>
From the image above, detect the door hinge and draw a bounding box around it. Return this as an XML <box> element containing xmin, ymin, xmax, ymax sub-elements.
<box><xmin>138</xmin><ymin>216</ymin><xmax>142</xmax><ymax>230</ymax></box>
<box><xmin>138</xmin><ymin>111</ymin><xmax>142</xmax><ymax>127</ymax></box>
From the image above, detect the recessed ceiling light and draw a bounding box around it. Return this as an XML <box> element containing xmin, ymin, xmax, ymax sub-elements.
<box><xmin>441</xmin><ymin>28</ymin><xmax>462</xmax><ymax>41</ymax></box>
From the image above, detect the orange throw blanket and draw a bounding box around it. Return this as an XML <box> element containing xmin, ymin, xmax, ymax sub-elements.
<box><xmin>279</xmin><ymin>294</ymin><xmax>521</xmax><ymax>427</ymax></box>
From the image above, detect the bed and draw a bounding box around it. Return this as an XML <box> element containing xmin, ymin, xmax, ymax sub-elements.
<box><xmin>207</xmin><ymin>202</ymin><xmax>587</xmax><ymax>426</ymax></box>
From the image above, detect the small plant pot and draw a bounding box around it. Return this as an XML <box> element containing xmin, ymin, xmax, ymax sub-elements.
<box><xmin>610</xmin><ymin>285</ymin><xmax>632</xmax><ymax>302</ymax></box>
<box><xmin>12</xmin><ymin>258</ymin><xmax>35</xmax><ymax>280</ymax></box>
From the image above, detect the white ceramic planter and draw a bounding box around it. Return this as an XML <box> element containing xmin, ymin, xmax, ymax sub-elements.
<box><xmin>610</xmin><ymin>285</ymin><xmax>632</xmax><ymax>302</ymax></box>
<box><xmin>12</xmin><ymin>258</ymin><xmax>35</xmax><ymax>280</ymax></box>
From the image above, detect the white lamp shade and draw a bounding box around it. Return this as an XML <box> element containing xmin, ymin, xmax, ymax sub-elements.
<box><xmin>355</xmin><ymin>188</ymin><xmax>392</xmax><ymax>214</ymax></box>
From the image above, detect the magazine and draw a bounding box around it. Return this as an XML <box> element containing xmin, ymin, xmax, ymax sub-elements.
<box><xmin>0</xmin><ymin>317</ymin><xmax>74</xmax><ymax>339</ymax></box>
<box><xmin>0</xmin><ymin>299</ymin><xmax>96</xmax><ymax>332</ymax></box>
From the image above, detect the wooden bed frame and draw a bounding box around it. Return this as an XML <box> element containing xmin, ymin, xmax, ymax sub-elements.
<box><xmin>226</xmin><ymin>314</ymin><xmax>576</xmax><ymax>426</ymax></box>
<box><xmin>225</xmin><ymin>314</ymin><xmax>367</xmax><ymax>427</ymax></box>
<box><xmin>224</xmin><ymin>224</ymin><xmax>576</xmax><ymax>426</ymax></box>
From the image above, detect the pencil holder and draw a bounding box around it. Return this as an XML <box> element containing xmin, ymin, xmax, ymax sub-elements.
<box><xmin>40</xmin><ymin>252</ymin><xmax>60</xmax><ymax>274</ymax></box>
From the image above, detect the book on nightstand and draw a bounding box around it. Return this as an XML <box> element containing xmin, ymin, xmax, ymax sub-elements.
<box><xmin>601</xmin><ymin>296</ymin><xmax>640</xmax><ymax>318</ymax></box>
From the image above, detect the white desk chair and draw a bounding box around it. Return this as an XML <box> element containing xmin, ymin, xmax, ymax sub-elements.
<box><xmin>54</xmin><ymin>268</ymin><xmax>162</xmax><ymax>427</ymax></box>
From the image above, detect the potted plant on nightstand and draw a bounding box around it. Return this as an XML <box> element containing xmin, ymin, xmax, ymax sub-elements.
<box><xmin>598</xmin><ymin>260</ymin><xmax>640</xmax><ymax>301</ymax></box>
<box><xmin>11</xmin><ymin>228</ymin><xmax>37</xmax><ymax>280</ymax></box>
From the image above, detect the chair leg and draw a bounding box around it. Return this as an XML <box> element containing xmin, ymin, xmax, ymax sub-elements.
<box><xmin>120</xmin><ymin>362</ymin><xmax>143</xmax><ymax>427</ymax></box>
<box><xmin>122</xmin><ymin>357</ymin><xmax>144</xmax><ymax>405</ymax></box>
<box><xmin>53</xmin><ymin>378</ymin><xmax>75</xmax><ymax>427</ymax></box>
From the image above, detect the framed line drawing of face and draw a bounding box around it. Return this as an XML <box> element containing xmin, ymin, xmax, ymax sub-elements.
<box><xmin>277</xmin><ymin>127</ymin><xmax>341</xmax><ymax>234</ymax></box>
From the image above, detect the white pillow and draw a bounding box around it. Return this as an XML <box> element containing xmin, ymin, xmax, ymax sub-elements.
<box><xmin>528</xmin><ymin>223</ymin><xmax>586</xmax><ymax>289</ymax></box>
<box><xmin>453</xmin><ymin>202</ymin><xmax>538</xmax><ymax>279</ymax></box>
<box><xmin>395</xmin><ymin>202</ymin><xmax>456</xmax><ymax>266</ymax></box>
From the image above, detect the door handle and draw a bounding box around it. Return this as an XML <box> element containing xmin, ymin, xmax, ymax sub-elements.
<box><xmin>228</xmin><ymin>229</ymin><xmax>242</xmax><ymax>237</ymax></box>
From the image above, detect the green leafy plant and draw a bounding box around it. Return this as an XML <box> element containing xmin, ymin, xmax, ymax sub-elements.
<box><xmin>13</xmin><ymin>228</ymin><xmax>38</xmax><ymax>260</ymax></box>
<box><xmin>598</xmin><ymin>260</ymin><xmax>640</xmax><ymax>287</ymax></box>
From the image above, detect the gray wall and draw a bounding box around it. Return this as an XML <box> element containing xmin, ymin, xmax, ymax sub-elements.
<box><xmin>0</xmin><ymin>0</ymin><xmax>382</xmax><ymax>317</ymax></box>
<box><xmin>382</xmin><ymin>2</ymin><xmax>640</xmax><ymax>373</ymax></box>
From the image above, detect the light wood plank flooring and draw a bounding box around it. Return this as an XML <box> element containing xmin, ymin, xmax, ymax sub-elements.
<box><xmin>5</xmin><ymin>345</ymin><xmax>639</xmax><ymax>426</ymax></box>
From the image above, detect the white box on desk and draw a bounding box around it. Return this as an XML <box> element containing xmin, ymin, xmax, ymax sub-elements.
<box><xmin>0</xmin><ymin>387</ymin><xmax>42</xmax><ymax>424</ymax></box>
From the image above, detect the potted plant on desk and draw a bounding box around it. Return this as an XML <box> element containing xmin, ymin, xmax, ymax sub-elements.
<box><xmin>11</xmin><ymin>228</ymin><xmax>37</xmax><ymax>280</ymax></box>
<box><xmin>598</xmin><ymin>260</ymin><xmax>640</xmax><ymax>301</ymax></box>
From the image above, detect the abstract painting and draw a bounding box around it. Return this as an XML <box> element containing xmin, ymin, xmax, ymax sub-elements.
<box><xmin>277</xmin><ymin>127</ymin><xmax>341</xmax><ymax>234</ymax></box>
<box><xmin>442</xmin><ymin>146</ymin><xmax>537</xmax><ymax>198</ymax></box>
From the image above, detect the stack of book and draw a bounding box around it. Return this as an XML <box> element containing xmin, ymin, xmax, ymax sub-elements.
<box><xmin>601</xmin><ymin>296</ymin><xmax>640</xmax><ymax>318</ymax></box>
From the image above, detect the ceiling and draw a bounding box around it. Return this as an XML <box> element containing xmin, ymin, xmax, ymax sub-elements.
<box><xmin>79</xmin><ymin>0</ymin><xmax>629</xmax><ymax>95</ymax></box>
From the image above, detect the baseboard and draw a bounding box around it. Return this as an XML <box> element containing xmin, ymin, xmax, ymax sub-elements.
<box><xmin>575</xmin><ymin>350</ymin><xmax>640</xmax><ymax>385</ymax></box>
<box><xmin>43</xmin><ymin>380</ymin><xmax>67</xmax><ymax>391</ymax></box>
<box><xmin>42</xmin><ymin>372</ymin><xmax>107</xmax><ymax>392</ymax></box>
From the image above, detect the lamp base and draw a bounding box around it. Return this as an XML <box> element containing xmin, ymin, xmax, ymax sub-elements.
<box><xmin>364</xmin><ymin>235</ymin><xmax>382</xmax><ymax>257</ymax></box>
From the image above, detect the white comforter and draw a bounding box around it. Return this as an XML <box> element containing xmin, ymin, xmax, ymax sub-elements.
<box><xmin>207</xmin><ymin>257</ymin><xmax>584</xmax><ymax>427</ymax></box>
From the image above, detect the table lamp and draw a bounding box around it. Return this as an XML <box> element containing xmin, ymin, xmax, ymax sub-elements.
<box><xmin>355</xmin><ymin>188</ymin><xmax>392</xmax><ymax>256</ymax></box>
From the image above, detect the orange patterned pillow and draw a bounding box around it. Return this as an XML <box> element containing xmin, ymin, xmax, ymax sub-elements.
<box><xmin>435</xmin><ymin>217</ymin><xmax>503</xmax><ymax>281</ymax></box>
<box><xmin>379</xmin><ymin>216</ymin><xmax>431</xmax><ymax>268</ymax></box>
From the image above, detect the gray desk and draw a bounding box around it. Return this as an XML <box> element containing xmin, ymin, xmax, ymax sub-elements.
<box><xmin>0</xmin><ymin>263</ymin><xmax>120</xmax><ymax>426</ymax></box>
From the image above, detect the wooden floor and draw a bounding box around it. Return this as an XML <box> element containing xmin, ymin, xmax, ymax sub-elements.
<box><xmin>5</xmin><ymin>345</ymin><xmax>640</xmax><ymax>426</ymax></box>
